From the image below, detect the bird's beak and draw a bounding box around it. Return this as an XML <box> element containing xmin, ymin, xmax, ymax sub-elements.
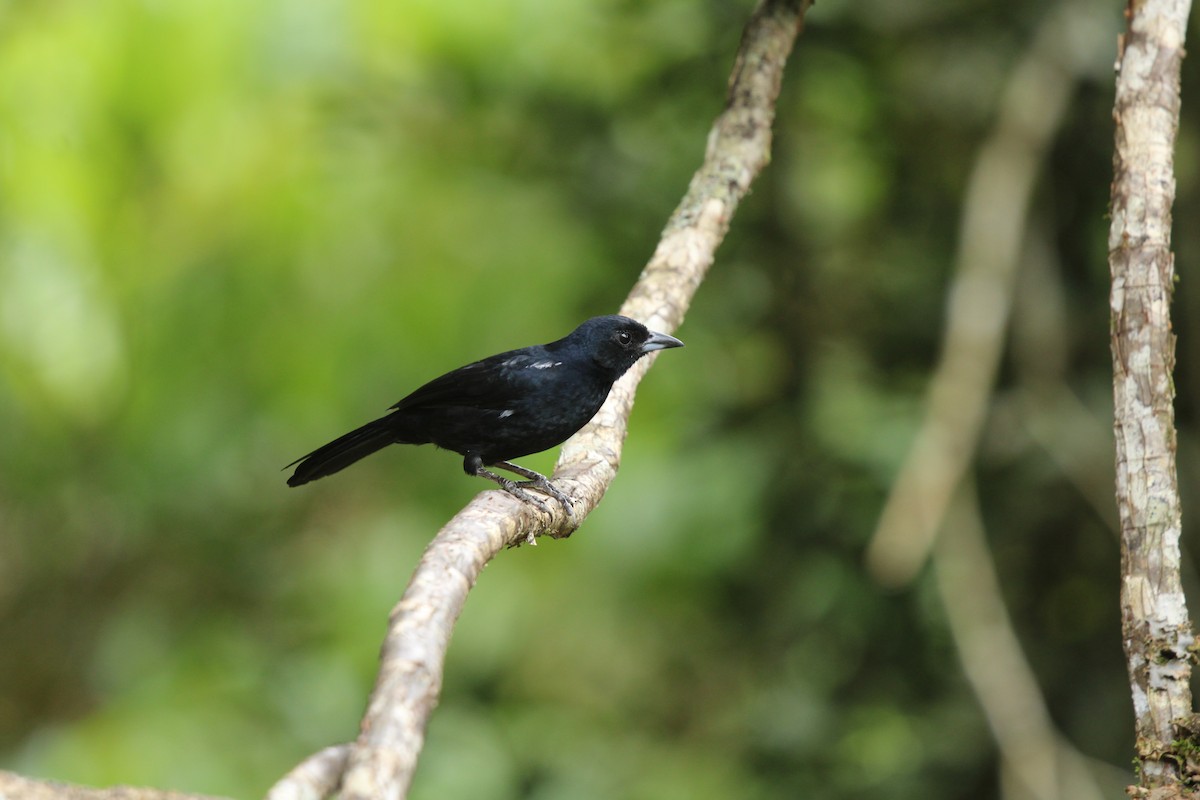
<box><xmin>641</xmin><ymin>330</ymin><xmax>685</xmax><ymax>353</ymax></box>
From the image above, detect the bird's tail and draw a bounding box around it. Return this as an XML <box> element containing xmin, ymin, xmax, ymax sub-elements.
<box><xmin>286</xmin><ymin>415</ymin><xmax>397</xmax><ymax>487</ymax></box>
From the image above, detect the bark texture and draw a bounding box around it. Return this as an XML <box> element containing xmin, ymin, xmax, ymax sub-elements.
<box><xmin>1109</xmin><ymin>0</ymin><xmax>1196</xmax><ymax>791</ymax></box>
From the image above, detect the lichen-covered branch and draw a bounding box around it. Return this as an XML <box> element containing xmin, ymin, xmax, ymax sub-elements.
<box><xmin>1108</xmin><ymin>0</ymin><xmax>1195</xmax><ymax>791</ymax></box>
<box><xmin>265</xmin><ymin>2</ymin><xmax>814</xmax><ymax>800</ymax></box>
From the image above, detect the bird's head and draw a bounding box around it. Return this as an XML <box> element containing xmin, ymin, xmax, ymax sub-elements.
<box><xmin>567</xmin><ymin>315</ymin><xmax>684</xmax><ymax>376</ymax></box>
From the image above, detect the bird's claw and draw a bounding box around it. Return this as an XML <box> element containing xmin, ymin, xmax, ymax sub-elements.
<box><xmin>503</xmin><ymin>480</ymin><xmax>577</xmax><ymax>521</ymax></box>
<box><xmin>526</xmin><ymin>478</ymin><xmax>577</xmax><ymax>522</ymax></box>
<box><xmin>496</xmin><ymin>484</ymin><xmax>550</xmax><ymax>546</ymax></box>
<box><xmin>485</xmin><ymin>462</ymin><xmax>576</xmax><ymax>520</ymax></box>
<box><xmin>499</xmin><ymin>484</ymin><xmax>552</xmax><ymax>517</ymax></box>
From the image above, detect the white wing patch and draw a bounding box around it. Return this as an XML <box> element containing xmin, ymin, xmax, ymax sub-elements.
<box><xmin>498</xmin><ymin>409</ymin><xmax>515</xmax><ymax>419</ymax></box>
<box><xmin>529</xmin><ymin>360</ymin><xmax>562</xmax><ymax>369</ymax></box>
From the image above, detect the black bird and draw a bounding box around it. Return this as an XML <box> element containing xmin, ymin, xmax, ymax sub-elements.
<box><xmin>286</xmin><ymin>315</ymin><xmax>684</xmax><ymax>516</ymax></box>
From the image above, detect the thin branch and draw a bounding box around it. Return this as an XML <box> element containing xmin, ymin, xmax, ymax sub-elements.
<box><xmin>935</xmin><ymin>484</ymin><xmax>1108</xmax><ymax>800</ymax></box>
<box><xmin>264</xmin><ymin>744</ymin><xmax>350</xmax><ymax>800</ymax></box>
<box><xmin>1108</xmin><ymin>0</ymin><xmax>1196</xmax><ymax>791</ymax></box>
<box><xmin>0</xmin><ymin>771</ymin><xmax>230</xmax><ymax>800</ymax></box>
<box><xmin>269</xmin><ymin>2</ymin><xmax>813</xmax><ymax>799</ymax></box>
<box><xmin>865</xmin><ymin>1</ymin><xmax>1102</xmax><ymax>587</ymax></box>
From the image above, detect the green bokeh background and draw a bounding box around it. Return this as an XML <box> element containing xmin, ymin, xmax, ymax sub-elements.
<box><xmin>2</xmin><ymin>1</ymin><xmax>1197</xmax><ymax>798</ymax></box>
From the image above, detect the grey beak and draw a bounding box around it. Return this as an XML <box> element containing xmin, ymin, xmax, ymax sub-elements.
<box><xmin>641</xmin><ymin>329</ymin><xmax>685</xmax><ymax>353</ymax></box>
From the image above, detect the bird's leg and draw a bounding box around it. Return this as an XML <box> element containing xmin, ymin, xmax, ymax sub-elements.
<box><xmin>463</xmin><ymin>454</ymin><xmax>576</xmax><ymax>526</ymax></box>
<box><xmin>464</xmin><ymin>454</ymin><xmax>556</xmax><ymax>542</ymax></box>
<box><xmin>493</xmin><ymin>460</ymin><xmax>577</xmax><ymax>520</ymax></box>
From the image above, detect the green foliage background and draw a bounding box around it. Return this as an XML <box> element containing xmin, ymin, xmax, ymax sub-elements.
<box><xmin>2</xmin><ymin>0</ymin><xmax>1196</xmax><ymax>798</ymax></box>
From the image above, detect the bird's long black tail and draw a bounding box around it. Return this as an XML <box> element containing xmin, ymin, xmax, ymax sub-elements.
<box><xmin>286</xmin><ymin>416</ymin><xmax>398</xmax><ymax>487</ymax></box>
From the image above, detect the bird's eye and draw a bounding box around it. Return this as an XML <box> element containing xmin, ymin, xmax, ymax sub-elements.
<box><xmin>616</xmin><ymin>331</ymin><xmax>633</xmax><ymax>346</ymax></box>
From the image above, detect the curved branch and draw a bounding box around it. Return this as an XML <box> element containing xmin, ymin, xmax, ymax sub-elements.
<box><xmin>1108</xmin><ymin>0</ymin><xmax>1196</xmax><ymax>790</ymax></box>
<box><xmin>270</xmin><ymin>2</ymin><xmax>813</xmax><ymax>799</ymax></box>
<box><xmin>865</xmin><ymin>1</ymin><xmax>1102</xmax><ymax>586</ymax></box>
<box><xmin>265</xmin><ymin>744</ymin><xmax>350</xmax><ymax>800</ymax></box>
<box><xmin>936</xmin><ymin>485</ymin><xmax>1107</xmax><ymax>800</ymax></box>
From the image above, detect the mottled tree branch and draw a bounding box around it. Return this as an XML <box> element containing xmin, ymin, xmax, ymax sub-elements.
<box><xmin>1108</xmin><ymin>0</ymin><xmax>1196</xmax><ymax>793</ymax></box>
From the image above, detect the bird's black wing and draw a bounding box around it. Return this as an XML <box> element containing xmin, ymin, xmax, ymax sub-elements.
<box><xmin>389</xmin><ymin>346</ymin><xmax>560</xmax><ymax>413</ymax></box>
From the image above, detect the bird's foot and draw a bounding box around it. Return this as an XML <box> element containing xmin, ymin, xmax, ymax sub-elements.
<box><xmin>494</xmin><ymin>461</ymin><xmax>577</xmax><ymax>522</ymax></box>
<box><xmin>498</xmin><ymin>482</ymin><xmax>553</xmax><ymax>518</ymax></box>
<box><xmin>472</xmin><ymin>463</ymin><xmax>576</xmax><ymax>546</ymax></box>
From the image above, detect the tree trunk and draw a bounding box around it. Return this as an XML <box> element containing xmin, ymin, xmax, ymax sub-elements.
<box><xmin>1109</xmin><ymin>0</ymin><xmax>1197</xmax><ymax>793</ymax></box>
